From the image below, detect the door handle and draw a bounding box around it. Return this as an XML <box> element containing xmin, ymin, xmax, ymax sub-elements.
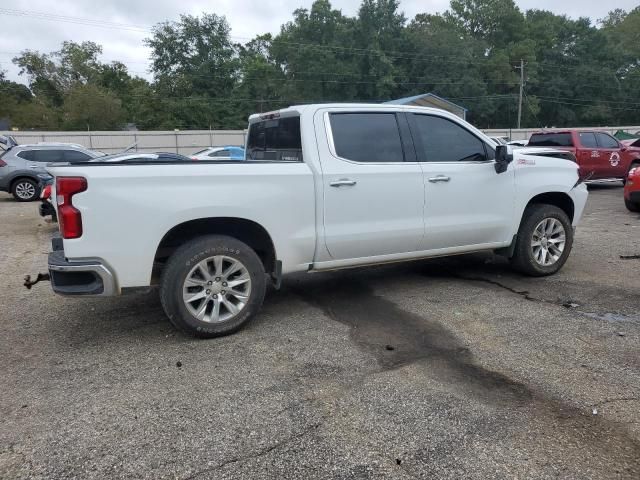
<box><xmin>330</xmin><ymin>179</ymin><xmax>357</xmax><ymax>187</ymax></box>
<box><xmin>29</xmin><ymin>165</ymin><xmax>39</xmax><ymax>169</ymax></box>
<box><xmin>428</xmin><ymin>175</ymin><xmax>451</xmax><ymax>183</ymax></box>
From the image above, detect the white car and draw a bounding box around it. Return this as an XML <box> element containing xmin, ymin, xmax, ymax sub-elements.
<box><xmin>43</xmin><ymin>103</ymin><xmax>588</xmax><ymax>338</ymax></box>
<box><xmin>190</xmin><ymin>146</ymin><xmax>245</xmax><ymax>161</ymax></box>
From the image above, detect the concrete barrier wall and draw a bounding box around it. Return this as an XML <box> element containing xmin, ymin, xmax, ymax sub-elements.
<box><xmin>2</xmin><ymin>125</ymin><xmax>639</xmax><ymax>153</ymax></box>
<box><xmin>0</xmin><ymin>130</ymin><xmax>247</xmax><ymax>155</ymax></box>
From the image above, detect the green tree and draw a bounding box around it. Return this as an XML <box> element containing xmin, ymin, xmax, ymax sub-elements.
<box><xmin>62</xmin><ymin>84</ymin><xmax>124</xmax><ymax>130</ymax></box>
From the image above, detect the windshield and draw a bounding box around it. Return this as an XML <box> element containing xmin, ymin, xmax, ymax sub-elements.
<box><xmin>246</xmin><ymin>116</ymin><xmax>302</xmax><ymax>161</ymax></box>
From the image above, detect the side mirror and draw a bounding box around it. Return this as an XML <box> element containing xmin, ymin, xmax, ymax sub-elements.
<box><xmin>495</xmin><ymin>145</ymin><xmax>513</xmax><ymax>174</ymax></box>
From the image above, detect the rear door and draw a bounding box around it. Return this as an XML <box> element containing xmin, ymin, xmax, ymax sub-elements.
<box><xmin>575</xmin><ymin>131</ymin><xmax>601</xmax><ymax>178</ymax></box>
<box><xmin>315</xmin><ymin>109</ymin><xmax>425</xmax><ymax>260</ymax></box>
<box><xmin>408</xmin><ymin>113</ymin><xmax>515</xmax><ymax>250</ymax></box>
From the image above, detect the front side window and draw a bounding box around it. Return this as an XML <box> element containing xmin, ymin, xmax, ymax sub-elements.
<box><xmin>410</xmin><ymin>114</ymin><xmax>487</xmax><ymax>162</ymax></box>
<box><xmin>64</xmin><ymin>150</ymin><xmax>91</xmax><ymax>162</ymax></box>
<box><xmin>595</xmin><ymin>133</ymin><xmax>619</xmax><ymax>149</ymax></box>
<box><xmin>246</xmin><ymin>116</ymin><xmax>302</xmax><ymax>161</ymax></box>
<box><xmin>578</xmin><ymin>132</ymin><xmax>598</xmax><ymax>148</ymax></box>
<box><xmin>33</xmin><ymin>150</ymin><xmax>65</xmax><ymax>162</ymax></box>
<box><xmin>329</xmin><ymin>113</ymin><xmax>404</xmax><ymax>162</ymax></box>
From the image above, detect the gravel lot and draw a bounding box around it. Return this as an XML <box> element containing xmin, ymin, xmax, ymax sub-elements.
<box><xmin>1</xmin><ymin>184</ymin><xmax>639</xmax><ymax>479</ymax></box>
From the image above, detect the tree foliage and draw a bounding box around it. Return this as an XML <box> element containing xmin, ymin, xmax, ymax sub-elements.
<box><xmin>2</xmin><ymin>1</ymin><xmax>640</xmax><ymax>130</ymax></box>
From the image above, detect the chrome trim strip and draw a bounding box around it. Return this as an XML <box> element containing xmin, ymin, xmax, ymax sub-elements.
<box><xmin>48</xmin><ymin>262</ymin><xmax>117</xmax><ymax>296</ymax></box>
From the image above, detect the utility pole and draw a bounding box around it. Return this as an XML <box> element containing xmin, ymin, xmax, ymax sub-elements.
<box><xmin>516</xmin><ymin>59</ymin><xmax>524</xmax><ymax>129</ymax></box>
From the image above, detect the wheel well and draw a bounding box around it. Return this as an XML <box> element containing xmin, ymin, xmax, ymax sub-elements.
<box><xmin>153</xmin><ymin>218</ymin><xmax>277</xmax><ymax>279</ymax></box>
<box><xmin>526</xmin><ymin>192</ymin><xmax>574</xmax><ymax>222</ymax></box>
<box><xmin>10</xmin><ymin>176</ymin><xmax>38</xmax><ymax>191</ymax></box>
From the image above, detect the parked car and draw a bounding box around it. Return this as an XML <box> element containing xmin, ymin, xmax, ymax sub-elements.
<box><xmin>190</xmin><ymin>146</ymin><xmax>245</xmax><ymax>161</ymax></box>
<box><xmin>527</xmin><ymin>130</ymin><xmax>640</xmax><ymax>181</ymax></box>
<box><xmin>0</xmin><ymin>139</ymin><xmax>102</xmax><ymax>201</ymax></box>
<box><xmin>42</xmin><ymin>104</ymin><xmax>588</xmax><ymax>338</ymax></box>
<box><xmin>624</xmin><ymin>165</ymin><xmax>640</xmax><ymax>212</ymax></box>
<box><xmin>490</xmin><ymin>136</ymin><xmax>508</xmax><ymax>145</ymax></box>
<box><xmin>88</xmin><ymin>152</ymin><xmax>194</xmax><ymax>163</ymax></box>
<box><xmin>508</xmin><ymin>140</ymin><xmax>528</xmax><ymax>147</ymax></box>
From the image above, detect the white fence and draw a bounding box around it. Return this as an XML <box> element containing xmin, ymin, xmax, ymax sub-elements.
<box><xmin>0</xmin><ymin>130</ymin><xmax>247</xmax><ymax>155</ymax></box>
<box><xmin>2</xmin><ymin>125</ymin><xmax>640</xmax><ymax>153</ymax></box>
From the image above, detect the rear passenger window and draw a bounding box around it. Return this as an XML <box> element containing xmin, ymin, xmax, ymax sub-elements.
<box><xmin>17</xmin><ymin>150</ymin><xmax>35</xmax><ymax>161</ymax></box>
<box><xmin>578</xmin><ymin>132</ymin><xmax>598</xmax><ymax>148</ymax></box>
<box><xmin>64</xmin><ymin>150</ymin><xmax>91</xmax><ymax>162</ymax></box>
<box><xmin>246</xmin><ymin>116</ymin><xmax>303</xmax><ymax>161</ymax></box>
<box><xmin>595</xmin><ymin>133</ymin><xmax>619</xmax><ymax>149</ymax></box>
<box><xmin>33</xmin><ymin>150</ymin><xmax>65</xmax><ymax>162</ymax></box>
<box><xmin>329</xmin><ymin>113</ymin><xmax>404</xmax><ymax>162</ymax></box>
<box><xmin>410</xmin><ymin>114</ymin><xmax>487</xmax><ymax>162</ymax></box>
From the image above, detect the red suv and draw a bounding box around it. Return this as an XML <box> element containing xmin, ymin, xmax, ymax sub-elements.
<box><xmin>528</xmin><ymin>130</ymin><xmax>640</xmax><ymax>181</ymax></box>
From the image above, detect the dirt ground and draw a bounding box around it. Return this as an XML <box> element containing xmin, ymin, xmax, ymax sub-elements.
<box><xmin>1</xmin><ymin>184</ymin><xmax>639</xmax><ymax>479</ymax></box>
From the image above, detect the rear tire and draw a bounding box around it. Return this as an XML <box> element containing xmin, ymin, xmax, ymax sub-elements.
<box><xmin>12</xmin><ymin>178</ymin><xmax>39</xmax><ymax>202</ymax></box>
<box><xmin>625</xmin><ymin>198</ymin><xmax>640</xmax><ymax>212</ymax></box>
<box><xmin>160</xmin><ymin>235</ymin><xmax>266</xmax><ymax>338</ymax></box>
<box><xmin>510</xmin><ymin>204</ymin><xmax>573</xmax><ymax>277</ymax></box>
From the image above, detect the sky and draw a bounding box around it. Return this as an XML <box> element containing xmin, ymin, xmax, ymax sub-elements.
<box><xmin>1</xmin><ymin>0</ymin><xmax>637</xmax><ymax>84</ymax></box>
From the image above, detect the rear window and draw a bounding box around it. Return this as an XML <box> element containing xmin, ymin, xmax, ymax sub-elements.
<box><xmin>246</xmin><ymin>116</ymin><xmax>302</xmax><ymax>161</ymax></box>
<box><xmin>528</xmin><ymin>133</ymin><xmax>573</xmax><ymax>147</ymax></box>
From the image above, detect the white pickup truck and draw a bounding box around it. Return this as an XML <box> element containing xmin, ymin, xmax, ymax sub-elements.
<box><xmin>45</xmin><ymin>104</ymin><xmax>588</xmax><ymax>337</ymax></box>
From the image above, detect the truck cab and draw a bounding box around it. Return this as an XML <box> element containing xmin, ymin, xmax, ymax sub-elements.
<box><xmin>527</xmin><ymin>130</ymin><xmax>640</xmax><ymax>181</ymax></box>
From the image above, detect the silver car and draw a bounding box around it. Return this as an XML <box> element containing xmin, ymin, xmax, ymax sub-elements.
<box><xmin>0</xmin><ymin>137</ymin><xmax>101</xmax><ymax>201</ymax></box>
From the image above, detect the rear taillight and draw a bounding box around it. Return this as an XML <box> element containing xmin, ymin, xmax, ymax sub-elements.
<box><xmin>0</xmin><ymin>159</ymin><xmax>7</xmax><ymax>167</ymax></box>
<box><xmin>56</xmin><ymin>177</ymin><xmax>87</xmax><ymax>239</ymax></box>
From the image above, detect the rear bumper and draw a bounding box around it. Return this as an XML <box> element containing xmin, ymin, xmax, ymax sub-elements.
<box><xmin>629</xmin><ymin>191</ymin><xmax>640</xmax><ymax>203</ymax></box>
<box><xmin>48</xmin><ymin>240</ymin><xmax>117</xmax><ymax>296</ymax></box>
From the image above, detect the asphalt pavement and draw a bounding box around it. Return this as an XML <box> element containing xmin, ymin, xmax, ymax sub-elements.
<box><xmin>1</xmin><ymin>184</ymin><xmax>639</xmax><ymax>479</ymax></box>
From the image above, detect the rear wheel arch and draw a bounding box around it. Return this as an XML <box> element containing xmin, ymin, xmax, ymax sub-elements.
<box><xmin>153</xmin><ymin>217</ymin><xmax>277</xmax><ymax>281</ymax></box>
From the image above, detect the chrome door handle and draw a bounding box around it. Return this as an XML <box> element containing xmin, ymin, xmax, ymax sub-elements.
<box><xmin>428</xmin><ymin>175</ymin><xmax>451</xmax><ymax>183</ymax></box>
<box><xmin>29</xmin><ymin>165</ymin><xmax>39</xmax><ymax>169</ymax></box>
<box><xmin>330</xmin><ymin>179</ymin><xmax>357</xmax><ymax>187</ymax></box>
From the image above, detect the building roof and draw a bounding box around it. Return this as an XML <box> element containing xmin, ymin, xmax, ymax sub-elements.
<box><xmin>384</xmin><ymin>92</ymin><xmax>468</xmax><ymax>112</ymax></box>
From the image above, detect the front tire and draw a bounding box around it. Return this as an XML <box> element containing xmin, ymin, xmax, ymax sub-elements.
<box><xmin>160</xmin><ymin>235</ymin><xmax>266</xmax><ymax>338</ymax></box>
<box><xmin>12</xmin><ymin>178</ymin><xmax>39</xmax><ymax>202</ymax></box>
<box><xmin>510</xmin><ymin>204</ymin><xmax>574</xmax><ymax>276</ymax></box>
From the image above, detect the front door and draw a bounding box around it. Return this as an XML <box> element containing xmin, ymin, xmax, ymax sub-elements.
<box><xmin>407</xmin><ymin>113</ymin><xmax>515</xmax><ymax>251</ymax></box>
<box><xmin>315</xmin><ymin>110</ymin><xmax>425</xmax><ymax>260</ymax></box>
<box><xmin>594</xmin><ymin>132</ymin><xmax>625</xmax><ymax>178</ymax></box>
